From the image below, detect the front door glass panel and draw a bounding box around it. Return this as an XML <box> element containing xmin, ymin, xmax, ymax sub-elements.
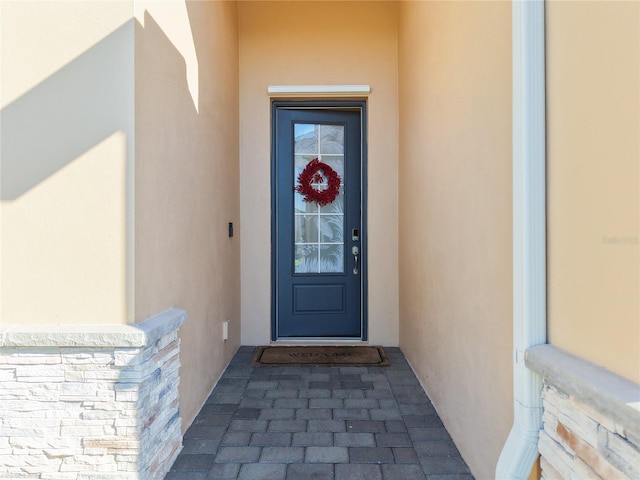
<box><xmin>293</xmin><ymin>124</ymin><xmax>345</xmax><ymax>274</ymax></box>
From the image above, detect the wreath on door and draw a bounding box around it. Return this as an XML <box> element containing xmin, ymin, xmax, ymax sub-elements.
<box><xmin>294</xmin><ymin>158</ymin><xmax>342</xmax><ymax>206</ymax></box>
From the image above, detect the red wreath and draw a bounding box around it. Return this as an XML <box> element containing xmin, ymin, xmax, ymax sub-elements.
<box><xmin>294</xmin><ymin>158</ymin><xmax>342</xmax><ymax>206</ymax></box>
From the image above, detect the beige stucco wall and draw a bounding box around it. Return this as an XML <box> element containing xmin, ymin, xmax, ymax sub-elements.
<box><xmin>238</xmin><ymin>1</ymin><xmax>399</xmax><ymax>346</ymax></box>
<box><xmin>1</xmin><ymin>1</ymin><xmax>134</xmax><ymax>325</ymax></box>
<box><xmin>134</xmin><ymin>0</ymin><xmax>241</xmax><ymax>429</ymax></box>
<box><xmin>547</xmin><ymin>1</ymin><xmax>640</xmax><ymax>384</ymax></box>
<box><xmin>1</xmin><ymin>0</ymin><xmax>240</xmax><ymax>430</ymax></box>
<box><xmin>397</xmin><ymin>2</ymin><xmax>513</xmax><ymax>478</ymax></box>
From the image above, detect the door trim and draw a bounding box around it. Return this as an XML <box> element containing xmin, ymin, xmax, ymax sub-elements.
<box><xmin>267</xmin><ymin>85</ymin><xmax>371</xmax><ymax>97</ymax></box>
<box><xmin>271</xmin><ymin>100</ymin><xmax>368</xmax><ymax>342</ymax></box>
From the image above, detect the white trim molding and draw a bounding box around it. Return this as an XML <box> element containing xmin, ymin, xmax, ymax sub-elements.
<box><xmin>267</xmin><ymin>85</ymin><xmax>371</xmax><ymax>97</ymax></box>
<box><xmin>496</xmin><ymin>0</ymin><xmax>547</xmax><ymax>478</ymax></box>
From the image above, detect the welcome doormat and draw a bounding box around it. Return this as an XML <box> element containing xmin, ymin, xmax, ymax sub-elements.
<box><xmin>251</xmin><ymin>345</ymin><xmax>389</xmax><ymax>367</ymax></box>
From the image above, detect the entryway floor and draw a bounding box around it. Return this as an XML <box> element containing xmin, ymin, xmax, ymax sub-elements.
<box><xmin>166</xmin><ymin>346</ymin><xmax>474</xmax><ymax>480</ymax></box>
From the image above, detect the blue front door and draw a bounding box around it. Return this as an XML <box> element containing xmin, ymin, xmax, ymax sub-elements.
<box><xmin>272</xmin><ymin>104</ymin><xmax>365</xmax><ymax>339</ymax></box>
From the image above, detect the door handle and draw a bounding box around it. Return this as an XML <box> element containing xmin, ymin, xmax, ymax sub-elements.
<box><xmin>352</xmin><ymin>246</ymin><xmax>359</xmax><ymax>275</ymax></box>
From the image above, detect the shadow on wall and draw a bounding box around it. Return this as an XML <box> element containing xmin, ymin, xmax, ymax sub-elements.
<box><xmin>133</xmin><ymin>2</ymin><xmax>241</xmax><ymax>311</ymax></box>
<box><xmin>133</xmin><ymin>3</ymin><xmax>242</xmax><ymax>430</ymax></box>
<box><xmin>0</xmin><ymin>21</ymin><xmax>135</xmax><ymax>201</ymax></box>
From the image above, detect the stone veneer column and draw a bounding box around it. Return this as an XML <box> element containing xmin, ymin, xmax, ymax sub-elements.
<box><xmin>0</xmin><ymin>309</ymin><xmax>186</xmax><ymax>480</ymax></box>
<box><xmin>526</xmin><ymin>344</ymin><xmax>640</xmax><ymax>479</ymax></box>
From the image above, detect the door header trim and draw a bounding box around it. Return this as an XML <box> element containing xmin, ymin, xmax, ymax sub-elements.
<box><xmin>267</xmin><ymin>85</ymin><xmax>371</xmax><ymax>97</ymax></box>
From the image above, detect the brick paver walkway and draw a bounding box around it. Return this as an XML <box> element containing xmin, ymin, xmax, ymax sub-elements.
<box><xmin>166</xmin><ymin>346</ymin><xmax>474</xmax><ymax>480</ymax></box>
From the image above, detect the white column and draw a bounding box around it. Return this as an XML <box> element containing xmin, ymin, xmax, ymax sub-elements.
<box><xmin>496</xmin><ymin>0</ymin><xmax>547</xmax><ymax>478</ymax></box>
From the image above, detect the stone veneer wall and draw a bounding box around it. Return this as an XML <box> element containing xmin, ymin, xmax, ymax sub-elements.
<box><xmin>526</xmin><ymin>344</ymin><xmax>640</xmax><ymax>480</ymax></box>
<box><xmin>0</xmin><ymin>309</ymin><xmax>186</xmax><ymax>480</ymax></box>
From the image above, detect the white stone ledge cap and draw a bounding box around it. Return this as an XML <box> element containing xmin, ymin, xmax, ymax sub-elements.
<box><xmin>0</xmin><ymin>308</ymin><xmax>186</xmax><ymax>348</ymax></box>
<box><xmin>526</xmin><ymin>344</ymin><xmax>640</xmax><ymax>438</ymax></box>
